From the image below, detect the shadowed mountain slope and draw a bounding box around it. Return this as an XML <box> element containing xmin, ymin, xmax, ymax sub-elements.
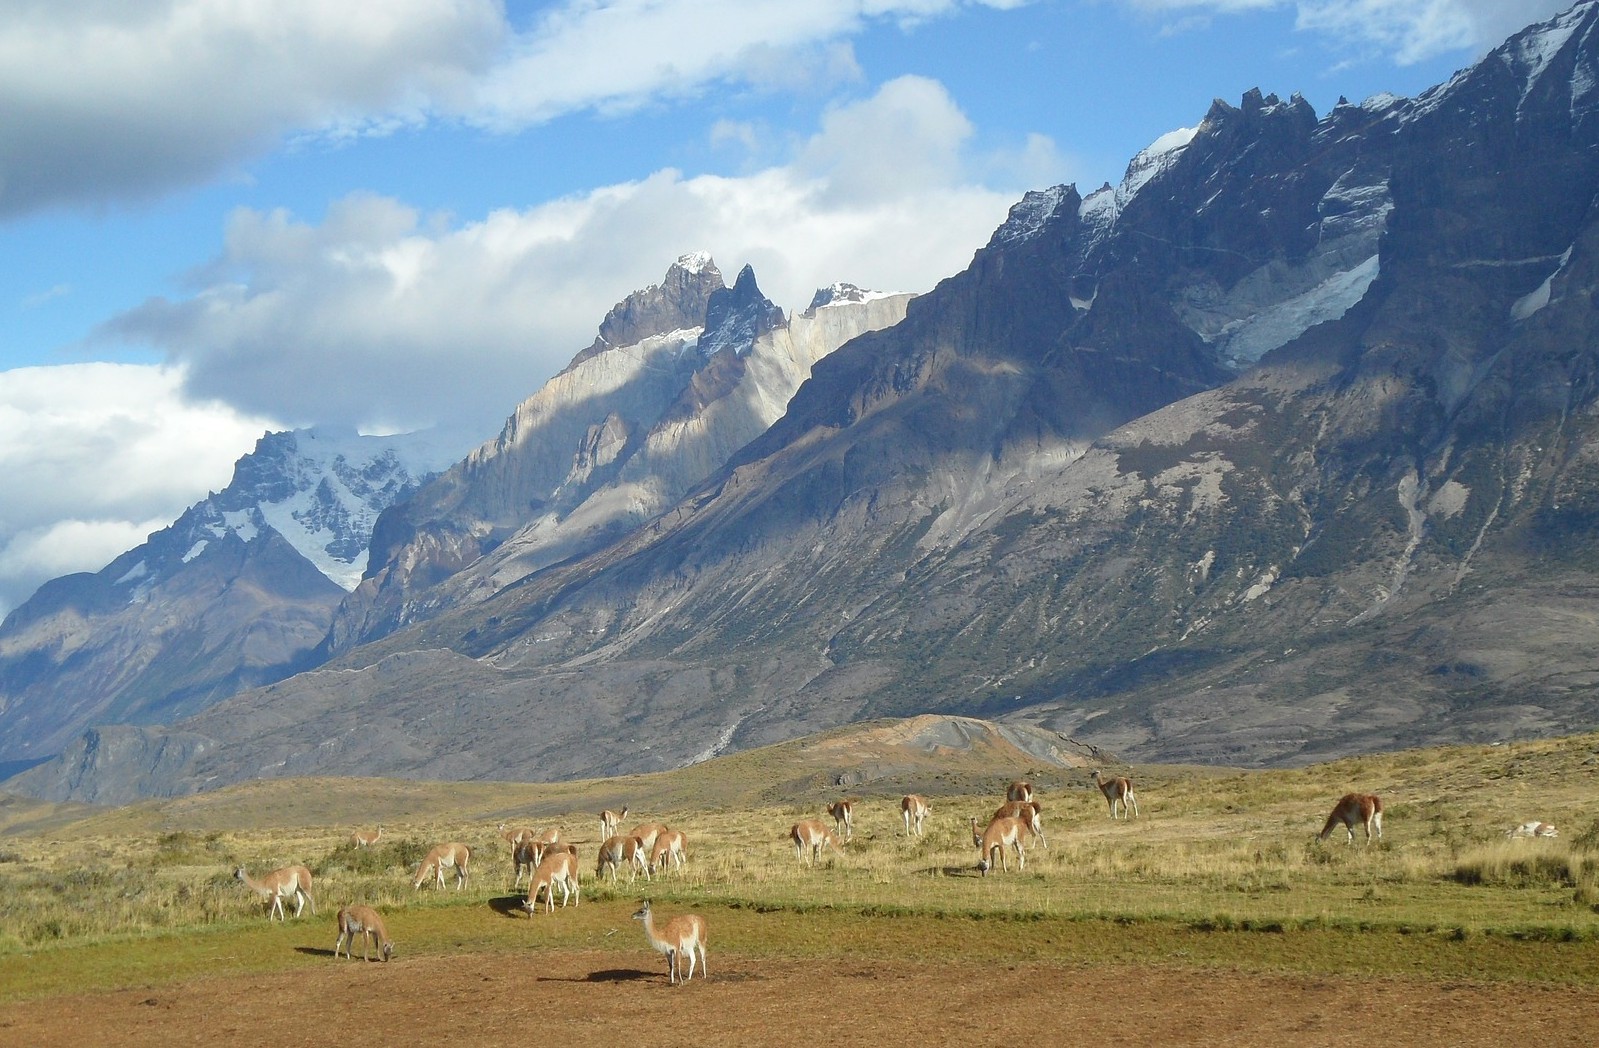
<box><xmin>14</xmin><ymin>3</ymin><xmax>1599</xmax><ymax>802</ymax></box>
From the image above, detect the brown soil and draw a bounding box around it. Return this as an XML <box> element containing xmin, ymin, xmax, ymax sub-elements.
<box><xmin>2</xmin><ymin>949</ymin><xmax>1594</xmax><ymax>1047</ymax></box>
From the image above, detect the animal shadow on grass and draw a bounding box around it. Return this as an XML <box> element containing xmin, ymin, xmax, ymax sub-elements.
<box><xmin>540</xmin><ymin>968</ymin><xmax>653</xmax><ymax>984</ymax></box>
<box><xmin>294</xmin><ymin>946</ymin><xmax>339</xmax><ymax>958</ymax></box>
<box><xmin>932</xmin><ymin>864</ymin><xmax>985</xmax><ymax>878</ymax></box>
<box><xmin>488</xmin><ymin>895</ymin><xmax>530</xmax><ymax>918</ymax></box>
<box><xmin>540</xmin><ymin>968</ymin><xmax>760</xmax><ymax>985</ymax></box>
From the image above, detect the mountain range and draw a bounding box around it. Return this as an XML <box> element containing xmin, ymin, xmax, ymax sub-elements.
<box><xmin>0</xmin><ymin>427</ymin><xmax>457</xmax><ymax>777</ymax></box>
<box><xmin>7</xmin><ymin>2</ymin><xmax>1599</xmax><ymax>803</ymax></box>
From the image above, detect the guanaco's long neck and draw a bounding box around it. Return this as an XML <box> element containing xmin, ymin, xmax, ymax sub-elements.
<box><xmin>642</xmin><ymin>910</ymin><xmax>665</xmax><ymax>950</ymax></box>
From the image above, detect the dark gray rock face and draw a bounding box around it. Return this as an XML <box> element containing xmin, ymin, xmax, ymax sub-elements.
<box><xmin>15</xmin><ymin>4</ymin><xmax>1599</xmax><ymax>803</ymax></box>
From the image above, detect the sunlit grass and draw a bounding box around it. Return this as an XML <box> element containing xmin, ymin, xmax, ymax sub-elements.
<box><xmin>3</xmin><ymin>727</ymin><xmax>1599</xmax><ymax>998</ymax></box>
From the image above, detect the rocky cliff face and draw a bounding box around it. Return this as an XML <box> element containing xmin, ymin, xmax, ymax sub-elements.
<box><xmin>0</xmin><ymin>429</ymin><xmax>450</xmax><ymax>765</ymax></box>
<box><xmin>324</xmin><ymin>256</ymin><xmax>913</xmax><ymax>651</ymax></box>
<box><xmin>13</xmin><ymin>4</ymin><xmax>1599</xmax><ymax>803</ymax></box>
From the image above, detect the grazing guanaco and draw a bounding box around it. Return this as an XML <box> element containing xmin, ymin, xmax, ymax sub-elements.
<box><xmin>790</xmin><ymin>819</ymin><xmax>844</xmax><ymax>864</ymax></box>
<box><xmin>596</xmin><ymin>834</ymin><xmax>651</xmax><ymax>885</ymax></box>
<box><xmin>333</xmin><ymin>904</ymin><xmax>393</xmax><ymax>962</ymax></box>
<box><xmin>1317</xmin><ymin>793</ymin><xmax>1383</xmax><ymax>844</ymax></box>
<box><xmin>524</xmin><ymin>847</ymin><xmax>581</xmax><ymax>914</ymax></box>
<box><xmin>1006</xmin><ymin>781</ymin><xmax>1033</xmax><ymax>803</ymax></box>
<box><xmin>234</xmin><ymin>865</ymin><xmax>315</xmax><ymax>921</ymax></box>
<box><xmin>826</xmin><ymin>799</ymin><xmax>855</xmax><ymax>841</ymax></box>
<box><xmin>650</xmin><ymin>828</ymin><xmax>687</xmax><ymax>874</ymax></box>
<box><xmin>599</xmin><ymin>807</ymin><xmax>630</xmax><ymax>840</ymax></box>
<box><xmin>498</xmin><ymin>823</ymin><xmax>535</xmax><ymax>848</ymax></box>
<box><xmin>350</xmin><ymin>825</ymin><xmax>382</xmax><ymax>849</ymax></box>
<box><xmin>530</xmin><ymin>827</ymin><xmax>561</xmax><ymax>860</ymax></box>
<box><xmin>414</xmin><ymin>842</ymin><xmax>471</xmax><ymax>890</ymax></box>
<box><xmin>633</xmin><ymin>899</ymin><xmax>707</xmax><ymax>985</ymax></box>
<box><xmin>1090</xmin><ymin>769</ymin><xmax>1139</xmax><ymax>819</ymax></box>
<box><xmin>971</xmin><ymin>816</ymin><xmax>1026</xmax><ymax>876</ymax></box>
<box><xmin>512</xmin><ymin>837</ymin><xmax>543</xmax><ymax>889</ymax></box>
<box><xmin>991</xmin><ymin>799</ymin><xmax>1046</xmax><ymax>848</ymax></box>
<box><xmin>628</xmin><ymin>823</ymin><xmax>669</xmax><ymax>857</ymax></box>
<box><xmin>901</xmin><ymin>794</ymin><xmax>931</xmax><ymax>837</ymax></box>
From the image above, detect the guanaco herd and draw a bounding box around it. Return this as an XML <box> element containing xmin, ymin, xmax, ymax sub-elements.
<box><xmin>232</xmin><ymin>811</ymin><xmax>706</xmax><ymax>983</ymax></box>
<box><xmin>231</xmin><ymin>771</ymin><xmax>1560</xmax><ymax>982</ymax></box>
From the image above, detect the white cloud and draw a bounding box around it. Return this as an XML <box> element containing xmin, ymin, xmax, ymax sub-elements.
<box><xmin>474</xmin><ymin>0</ymin><xmax>957</xmax><ymax>128</ymax></box>
<box><xmin>0</xmin><ymin>0</ymin><xmax>505</xmax><ymax>218</ymax></box>
<box><xmin>1117</xmin><ymin>0</ymin><xmax>1570</xmax><ymax>62</ymax></box>
<box><xmin>798</xmin><ymin>76</ymin><xmax>976</xmax><ymax>202</ymax></box>
<box><xmin>0</xmin><ymin>363</ymin><xmax>279</xmax><ymax>616</ymax></box>
<box><xmin>1</xmin><ymin>0</ymin><xmax>1566</xmax><ymax>219</ymax></box>
<box><xmin>101</xmin><ymin>77</ymin><xmax>1059</xmax><ymax>440</ymax></box>
<box><xmin>1295</xmin><ymin>0</ymin><xmax>1569</xmax><ymax>65</ymax></box>
<box><xmin>7</xmin><ymin>70</ymin><xmax>1062</xmax><ymax>618</ymax></box>
<box><xmin>0</xmin><ymin>518</ymin><xmax>172</xmax><ymax>601</ymax></box>
<box><xmin>0</xmin><ymin>0</ymin><xmax>1034</xmax><ymax>219</ymax></box>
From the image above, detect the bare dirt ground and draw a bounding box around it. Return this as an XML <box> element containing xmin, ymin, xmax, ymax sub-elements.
<box><xmin>2</xmin><ymin>949</ymin><xmax>1596</xmax><ymax>1047</ymax></box>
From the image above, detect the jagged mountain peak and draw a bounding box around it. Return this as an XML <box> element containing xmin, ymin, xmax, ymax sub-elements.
<box><xmin>1410</xmin><ymin>0</ymin><xmax>1599</xmax><ymax>123</ymax></box>
<box><xmin>990</xmin><ymin>184</ymin><xmax>1078</xmax><ymax>246</ymax></box>
<box><xmin>62</xmin><ymin>426</ymin><xmax>454</xmax><ymax>605</ymax></box>
<box><xmin>569</xmin><ymin>255</ymin><xmax>727</xmax><ymax>370</ymax></box>
<box><xmin>698</xmin><ymin>263</ymin><xmax>785</xmax><ymax>358</ymax></box>
<box><xmin>673</xmin><ymin>249</ymin><xmax>717</xmax><ymax>275</ymax></box>
<box><xmin>322</xmin><ymin>254</ymin><xmax>912</xmax><ymax>654</ymax></box>
<box><xmin>20</xmin><ymin>5</ymin><xmax>1599</xmax><ymax>803</ymax></box>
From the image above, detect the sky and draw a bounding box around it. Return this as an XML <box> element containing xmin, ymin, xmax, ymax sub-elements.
<box><xmin>0</xmin><ymin>0</ymin><xmax>1574</xmax><ymax>617</ymax></box>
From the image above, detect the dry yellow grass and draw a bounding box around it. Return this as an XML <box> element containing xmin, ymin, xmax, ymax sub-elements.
<box><xmin>1</xmin><ymin>719</ymin><xmax>1597</xmax><ymax>995</ymax></box>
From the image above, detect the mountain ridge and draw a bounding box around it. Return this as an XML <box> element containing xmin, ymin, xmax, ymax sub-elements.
<box><xmin>0</xmin><ymin>428</ymin><xmax>455</xmax><ymax>764</ymax></box>
<box><xmin>11</xmin><ymin>2</ymin><xmax>1599</xmax><ymax>802</ymax></box>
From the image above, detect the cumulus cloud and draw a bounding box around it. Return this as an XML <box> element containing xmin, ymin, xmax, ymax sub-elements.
<box><xmin>100</xmin><ymin>76</ymin><xmax>1053</xmax><ymax>439</ymax></box>
<box><xmin>0</xmin><ymin>364</ymin><xmax>278</xmax><ymax>616</ymax></box>
<box><xmin>0</xmin><ymin>0</ymin><xmax>1033</xmax><ymax>219</ymax></box>
<box><xmin>0</xmin><ymin>0</ymin><xmax>505</xmax><ymax>218</ymax></box>
<box><xmin>472</xmin><ymin>0</ymin><xmax>995</xmax><ymax>127</ymax></box>
<box><xmin>797</xmin><ymin>76</ymin><xmax>976</xmax><ymax>202</ymax></box>
<box><xmin>1117</xmin><ymin>0</ymin><xmax>1570</xmax><ymax>62</ymax></box>
<box><xmin>1295</xmin><ymin>0</ymin><xmax>1570</xmax><ymax>64</ymax></box>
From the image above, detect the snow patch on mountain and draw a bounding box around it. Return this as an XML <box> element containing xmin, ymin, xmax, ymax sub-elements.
<box><xmin>1513</xmin><ymin>245</ymin><xmax>1574</xmax><ymax>320</ymax></box>
<box><xmin>805</xmin><ymin>282</ymin><xmax>906</xmax><ymax>313</ymax></box>
<box><xmin>675</xmin><ymin>250</ymin><xmax>715</xmax><ymax>274</ymax></box>
<box><xmin>1501</xmin><ymin>2</ymin><xmax>1584</xmax><ymax>109</ymax></box>
<box><xmin>992</xmin><ymin>185</ymin><xmax>1072</xmax><ymax>245</ymax></box>
<box><xmin>1221</xmin><ymin>255</ymin><xmax>1380</xmax><ymax>364</ymax></box>
<box><xmin>110</xmin><ymin>428</ymin><xmax>460</xmax><ymax>599</ymax></box>
<box><xmin>1117</xmin><ymin>126</ymin><xmax>1197</xmax><ymax>210</ymax></box>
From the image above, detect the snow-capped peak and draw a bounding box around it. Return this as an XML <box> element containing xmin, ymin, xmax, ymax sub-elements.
<box><xmin>675</xmin><ymin>250</ymin><xmax>715</xmax><ymax>274</ymax></box>
<box><xmin>1117</xmin><ymin>125</ymin><xmax>1197</xmax><ymax>210</ymax></box>
<box><xmin>1359</xmin><ymin>91</ymin><xmax>1405</xmax><ymax>114</ymax></box>
<box><xmin>991</xmin><ymin>185</ymin><xmax>1072</xmax><ymax>245</ymax></box>
<box><xmin>1500</xmin><ymin>1</ymin><xmax>1587</xmax><ymax>105</ymax></box>
<box><xmin>117</xmin><ymin>427</ymin><xmax>464</xmax><ymax>599</ymax></box>
<box><xmin>1409</xmin><ymin>1</ymin><xmax>1599</xmax><ymax>121</ymax></box>
<box><xmin>804</xmin><ymin>282</ymin><xmax>903</xmax><ymax>313</ymax></box>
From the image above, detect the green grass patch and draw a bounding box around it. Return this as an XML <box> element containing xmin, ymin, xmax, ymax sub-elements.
<box><xmin>5</xmin><ymin>726</ymin><xmax>1599</xmax><ymax>1000</ymax></box>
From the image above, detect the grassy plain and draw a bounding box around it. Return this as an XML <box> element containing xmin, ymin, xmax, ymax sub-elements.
<box><xmin>2</xmin><ymin>719</ymin><xmax>1598</xmax><ymax>1005</ymax></box>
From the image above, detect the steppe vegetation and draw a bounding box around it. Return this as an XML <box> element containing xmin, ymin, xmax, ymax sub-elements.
<box><xmin>2</xmin><ymin>721</ymin><xmax>1599</xmax><ymax>1003</ymax></box>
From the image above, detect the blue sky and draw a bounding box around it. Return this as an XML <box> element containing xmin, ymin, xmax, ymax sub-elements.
<box><xmin>0</xmin><ymin>0</ymin><xmax>1573</xmax><ymax>615</ymax></box>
